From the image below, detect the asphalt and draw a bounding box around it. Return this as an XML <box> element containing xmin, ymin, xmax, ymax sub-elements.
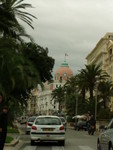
<box><xmin>4</xmin><ymin>124</ymin><xmax>101</xmax><ymax>150</ymax></box>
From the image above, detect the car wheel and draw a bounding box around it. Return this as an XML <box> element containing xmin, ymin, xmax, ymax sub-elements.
<box><xmin>97</xmin><ymin>141</ymin><xmax>101</xmax><ymax>150</ymax></box>
<box><xmin>31</xmin><ymin>140</ymin><xmax>35</xmax><ymax>146</ymax></box>
<box><xmin>26</xmin><ymin>131</ymin><xmax>29</xmax><ymax>134</ymax></box>
<box><xmin>59</xmin><ymin>140</ymin><xmax>65</xmax><ymax>146</ymax></box>
<box><xmin>77</xmin><ymin>127</ymin><xmax>80</xmax><ymax>131</ymax></box>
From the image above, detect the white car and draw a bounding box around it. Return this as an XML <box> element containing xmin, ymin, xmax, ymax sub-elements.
<box><xmin>30</xmin><ymin>115</ymin><xmax>65</xmax><ymax>146</ymax></box>
<box><xmin>26</xmin><ymin>116</ymin><xmax>36</xmax><ymax>134</ymax></box>
<box><xmin>97</xmin><ymin>118</ymin><xmax>113</xmax><ymax>150</ymax></box>
<box><xmin>60</xmin><ymin>117</ymin><xmax>67</xmax><ymax>131</ymax></box>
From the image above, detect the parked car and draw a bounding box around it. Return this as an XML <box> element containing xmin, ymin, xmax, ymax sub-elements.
<box><xmin>26</xmin><ymin>116</ymin><xmax>36</xmax><ymax>134</ymax></box>
<box><xmin>97</xmin><ymin>118</ymin><xmax>113</xmax><ymax>150</ymax></box>
<box><xmin>30</xmin><ymin>115</ymin><xmax>65</xmax><ymax>146</ymax></box>
<box><xmin>74</xmin><ymin>119</ymin><xmax>87</xmax><ymax>131</ymax></box>
<box><xmin>60</xmin><ymin>117</ymin><xmax>67</xmax><ymax>131</ymax></box>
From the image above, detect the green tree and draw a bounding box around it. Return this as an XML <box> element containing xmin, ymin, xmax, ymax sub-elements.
<box><xmin>0</xmin><ymin>38</ymin><xmax>55</xmax><ymax>119</ymax></box>
<box><xmin>66</xmin><ymin>94</ymin><xmax>76</xmax><ymax>116</ymax></box>
<box><xmin>22</xmin><ymin>42</ymin><xmax>55</xmax><ymax>82</ymax></box>
<box><xmin>0</xmin><ymin>0</ymin><xmax>36</xmax><ymax>38</ymax></box>
<box><xmin>64</xmin><ymin>76</ymin><xmax>89</xmax><ymax>115</ymax></box>
<box><xmin>0</xmin><ymin>38</ymin><xmax>40</xmax><ymax>102</ymax></box>
<box><xmin>52</xmin><ymin>85</ymin><xmax>65</xmax><ymax>111</ymax></box>
<box><xmin>80</xmin><ymin>64</ymin><xmax>108</xmax><ymax>102</ymax></box>
<box><xmin>98</xmin><ymin>80</ymin><xmax>113</xmax><ymax>109</ymax></box>
<box><xmin>76</xmin><ymin>73</ymin><xmax>87</xmax><ymax>103</ymax></box>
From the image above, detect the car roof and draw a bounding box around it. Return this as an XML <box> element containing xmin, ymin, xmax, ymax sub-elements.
<box><xmin>36</xmin><ymin>115</ymin><xmax>60</xmax><ymax>119</ymax></box>
<box><xmin>60</xmin><ymin>117</ymin><xmax>65</xmax><ymax>119</ymax></box>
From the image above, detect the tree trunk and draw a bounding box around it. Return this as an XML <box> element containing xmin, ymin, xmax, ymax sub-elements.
<box><xmin>103</xmin><ymin>98</ymin><xmax>107</xmax><ymax>109</ymax></box>
<box><xmin>89</xmin><ymin>87</ymin><xmax>94</xmax><ymax>100</ymax></box>
<box><xmin>81</xmin><ymin>88</ymin><xmax>85</xmax><ymax>103</ymax></box>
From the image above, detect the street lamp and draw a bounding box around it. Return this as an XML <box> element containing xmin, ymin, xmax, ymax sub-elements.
<box><xmin>64</xmin><ymin>91</ymin><xmax>67</xmax><ymax>113</ymax></box>
<box><xmin>75</xmin><ymin>85</ymin><xmax>79</xmax><ymax>116</ymax></box>
<box><xmin>45</xmin><ymin>102</ymin><xmax>48</xmax><ymax>115</ymax></box>
<box><xmin>95</xmin><ymin>76</ymin><xmax>100</xmax><ymax>120</ymax></box>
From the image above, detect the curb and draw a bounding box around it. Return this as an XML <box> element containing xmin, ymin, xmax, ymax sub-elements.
<box><xmin>5</xmin><ymin>136</ymin><xmax>20</xmax><ymax>147</ymax></box>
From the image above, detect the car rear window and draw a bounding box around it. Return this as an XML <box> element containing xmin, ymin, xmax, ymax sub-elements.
<box><xmin>60</xmin><ymin>117</ymin><xmax>65</xmax><ymax>122</ymax></box>
<box><xmin>35</xmin><ymin>117</ymin><xmax>61</xmax><ymax>125</ymax></box>
<box><xmin>28</xmin><ymin>117</ymin><xmax>36</xmax><ymax>122</ymax></box>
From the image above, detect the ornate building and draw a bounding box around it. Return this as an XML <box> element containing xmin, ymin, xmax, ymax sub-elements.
<box><xmin>36</xmin><ymin>60</ymin><xmax>73</xmax><ymax>115</ymax></box>
<box><xmin>86</xmin><ymin>32</ymin><xmax>113</xmax><ymax>110</ymax></box>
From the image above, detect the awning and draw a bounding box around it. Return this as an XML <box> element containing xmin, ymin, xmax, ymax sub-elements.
<box><xmin>72</xmin><ymin>115</ymin><xmax>87</xmax><ymax>119</ymax></box>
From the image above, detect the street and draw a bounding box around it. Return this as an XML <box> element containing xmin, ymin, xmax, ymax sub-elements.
<box><xmin>12</xmin><ymin>124</ymin><xmax>98</xmax><ymax>150</ymax></box>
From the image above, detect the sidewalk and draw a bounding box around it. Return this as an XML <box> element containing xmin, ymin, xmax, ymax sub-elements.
<box><xmin>4</xmin><ymin>133</ymin><xmax>20</xmax><ymax>150</ymax></box>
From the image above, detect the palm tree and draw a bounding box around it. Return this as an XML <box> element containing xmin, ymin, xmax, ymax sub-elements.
<box><xmin>64</xmin><ymin>76</ymin><xmax>77</xmax><ymax>94</ymax></box>
<box><xmin>52</xmin><ymin>86</ymin><xmax>65</xmax><ymax>111</ymax></box>
<box><xmin>98</xmin><ymin>81</ymin><xmax>113</xmax><ymax>109</ymax></box>
<box><xmin>80</xmin><ymin>64</ymin><xmax>109</xmax><ymax>102</ymax></box>
<box><xmin>0</xmin><ymin>0</ymin><xmax>36</xmax><ymax>38</ymax></box>
<box><xmin>0</xmin><ymin>38</ymin><xmax>41</xmax><ymax>102</ymax></box>
<box><xmin>64</xmin><ymin>75</ymin><xmax>90</xmax><ymax>115</ymax></box>
<box><xmin>76</xmin><ymin>73</ymin><xmax>87</xmax><ymax>103</ymax></box>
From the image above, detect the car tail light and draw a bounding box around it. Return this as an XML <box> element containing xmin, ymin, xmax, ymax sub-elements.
<box><xmin>59</xmin><ymin>126</ymin><xmax>64</xmax><ymax>130</ymax></box>
<box><xmin>26</xmin><ymin>122</ymin><xmax>28</xmax><ymax>126</ymax></box>
<box><xmin>32</xmin><ymin>126</ymin><xmax>37</xmax><ymax>130</ymax></box>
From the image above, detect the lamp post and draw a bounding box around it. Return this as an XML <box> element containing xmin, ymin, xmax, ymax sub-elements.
<box><xmin>75</xmin><ymin>86</ymin><xmax>79</xmax><ymax>116</ymax></box>
<box><xmin>64</xmin><ymin>91</ymin><xmax>67</xmax><ymax>113</ymax></box>
<box><xmin>95</xmin><ymin>76</ymin><xmax>99</xmax><ymax>120</ymax></box>
<box><xmin>45</xmin><ymin>102</ymin><xmax>48</xmax><ymax>115</ymax></box>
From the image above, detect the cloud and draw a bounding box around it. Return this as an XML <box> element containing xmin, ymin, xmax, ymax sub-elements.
<box><xmin>23</xmin><ymin>0</ymin><xmax>113</xmax><ymax>74</ymax></box>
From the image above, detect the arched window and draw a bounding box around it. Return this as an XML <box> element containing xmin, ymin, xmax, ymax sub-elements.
<box><xmin>64</xmin><ymin>73</ymin><xmax>67</xmax><ymax>77</ymax></box>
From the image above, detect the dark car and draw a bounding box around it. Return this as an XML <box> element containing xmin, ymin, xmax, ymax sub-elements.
<box><xmin>74</xmin><ymin>119</ymin><xmax>87</xmax><ymax>131</ymax></box>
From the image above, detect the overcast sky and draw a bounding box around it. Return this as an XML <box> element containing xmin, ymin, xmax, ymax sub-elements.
<box><xmin>23</xmin><ymin>0</ymin><xmax>113</xmax><ymax>74</ymax></box>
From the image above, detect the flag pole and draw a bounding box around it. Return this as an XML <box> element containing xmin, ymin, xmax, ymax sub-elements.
<box><xmin>64</xmin><ymin>53</ymin><xmax>66</xmax><ymax>61</ymax></box>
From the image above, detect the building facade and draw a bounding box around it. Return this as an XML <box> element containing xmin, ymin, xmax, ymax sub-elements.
<box><xmin>86</xmin><ymin>32</ymin><xmax>113</xmax><ymax>110</ymax></box>
<box><xmin>37</xmin><ymin>60</ymin><xmax>73</xmax><ymax>115</ymax></box>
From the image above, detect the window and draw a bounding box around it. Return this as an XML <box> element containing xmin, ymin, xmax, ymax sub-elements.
<box><xmin>57</xmin><ymin>73</ymin><xmax>59</xmax><ymax>76</ymax></box>
<box><xmin>35</xmin><ymin>117</ymin><xmax>61</xmax><ymax>125</ymax></box>
<box><xmin>28</xmin><ymin>117</ymin><xmax>36</xmax><ymax>122</ymax></box>
<box><xmin>64</xmin><ymin>73</ymin><xmax>67</xmax><ymax>76</ymax></box>
<box><xmin>110</xmin><ymin>66</ymin><xmax>113</xmax><ymax>73</ymax></box>
<box><xmin>60</xmin><ymin>76</ymin><xmax>62</xmax><ymax>82</ymax></box>
<box><xmin>109</xmin><ymin>48</ymin><xmax>112</xmax><ymax>62</ymax></box>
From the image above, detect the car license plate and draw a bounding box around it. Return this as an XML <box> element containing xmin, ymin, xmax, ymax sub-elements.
<box><xmin>43</xmin><ymin>128</ymin><xmax>53</xmax><ymax>131</ymax></box>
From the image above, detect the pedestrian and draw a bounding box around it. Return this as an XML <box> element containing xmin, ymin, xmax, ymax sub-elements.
<box><xmin>0</xmin><ymin>95</ymin><xmax>2</xmax><ymax>113</ymax></box>
<box><xmin>0</xmin><ymin>106</ymin><xmax>8</xmax><ymax>150</ymax></box>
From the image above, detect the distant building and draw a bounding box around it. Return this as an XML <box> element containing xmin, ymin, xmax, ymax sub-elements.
<box><xmin>37</xmin><ymin>60</ymin><xmax>73</xmax><ymax>115</ymax></box>
<box><xmin>27</xmin><ymin>89</ymin><xmax>38</xmax><ymax>116</ymax></box>
<box><xmin>86</xmin><ymin>32</ymin><xmax>113</xmax><ymax>110</ymax></box>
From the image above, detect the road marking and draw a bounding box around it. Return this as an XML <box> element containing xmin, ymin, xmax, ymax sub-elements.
<box><xmin>52</xmin><ymin>146</ymin><xmax>65</xmax><ymax>150</ymax></box>
<box><xmin>23</xmin><ymin>146</ymin><xmax>37</xmax><ymax>150</ymax></box>
<box><xmin>79</xmin><ymin>146</ymin><xmax>94</xmax><ymax>150</ymax></box>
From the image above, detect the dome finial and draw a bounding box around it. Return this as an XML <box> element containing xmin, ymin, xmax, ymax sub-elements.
<box><xmin>61</xmin><ymin>60</ymin><xmax>69</xmax><ymax>67</ymax></box>
<box><xmin>64</xmin><ymin>53</ymin><xmax>68</xmax><ymax>62</ymax></box>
